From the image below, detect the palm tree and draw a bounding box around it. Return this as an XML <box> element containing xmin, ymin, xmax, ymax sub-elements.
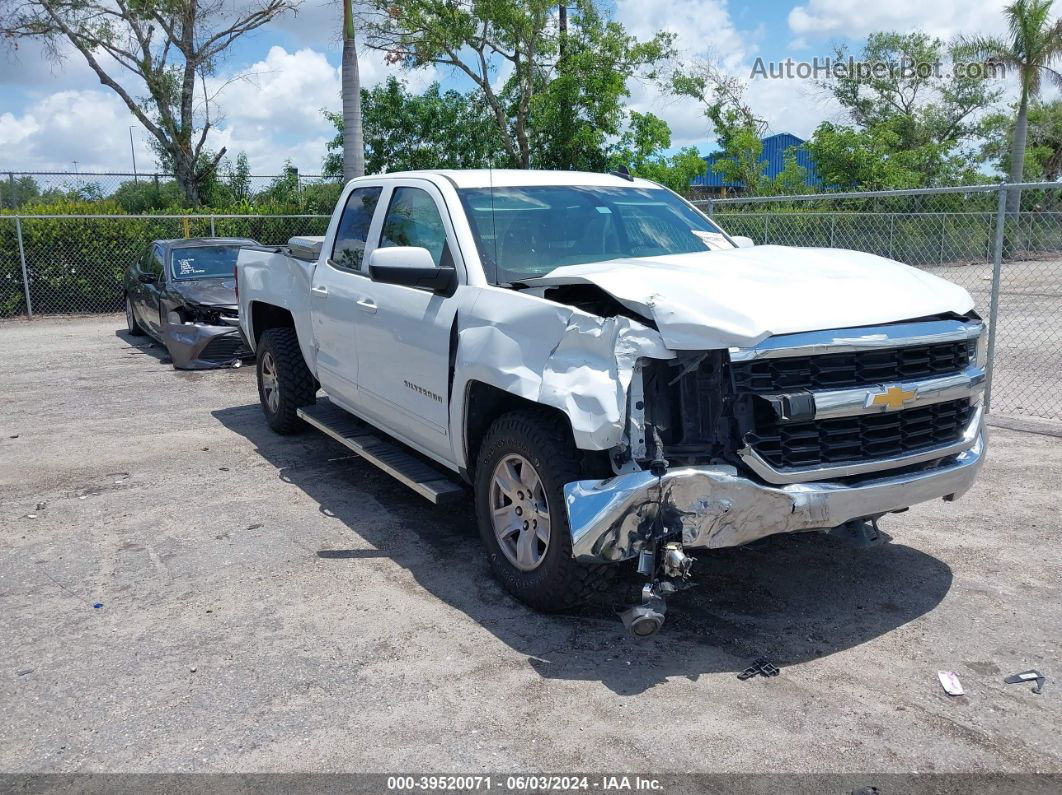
<box><xmin>342</xmin><ymin>0</ymin><xmax>366</xmax><ymax>180</ymax></box>
<box><xmin>963</xmin><ymin>0</ymin><xmax>1062</xmax><ymax>212</ymax></box>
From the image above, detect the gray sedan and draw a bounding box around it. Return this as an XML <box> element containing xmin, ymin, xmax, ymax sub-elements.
<box><xmin>123</xmin><ymin>237</ymin><xmax>258</xmax><ymax>369</ymax></box>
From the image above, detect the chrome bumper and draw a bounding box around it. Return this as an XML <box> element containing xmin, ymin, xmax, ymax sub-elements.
<box><xmin>564</xmin><ymin>432</ymin><xmax>985</xmax><ymax>564</ymax></box>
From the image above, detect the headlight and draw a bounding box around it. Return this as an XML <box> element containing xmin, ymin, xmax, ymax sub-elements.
<box><xmin>974</xmin><ymin>330</ymin><xmax>988</xmax><ymax>369</ymax></box>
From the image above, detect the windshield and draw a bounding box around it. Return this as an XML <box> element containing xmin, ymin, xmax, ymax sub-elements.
<box><xmin>457</xmin><ymin>185</ymin><xmax>731</xmax><ymax>284</ymax></box>
<box><xmin>170</xmin><ymin>245</ymin><xmax>241</xmax><ymax>280</ymax></box>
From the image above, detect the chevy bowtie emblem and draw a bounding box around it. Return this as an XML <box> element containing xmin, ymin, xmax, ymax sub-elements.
<box><xmin>869</xmin><ymin>385</ymin><xmax>917</xmax><ymax>411</ymax></box>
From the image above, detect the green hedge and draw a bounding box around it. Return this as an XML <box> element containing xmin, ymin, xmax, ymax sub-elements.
<box><xmin>0</xmin><ymin>202</ymin><xmax>330</xmax><ymax>317</ymax></box>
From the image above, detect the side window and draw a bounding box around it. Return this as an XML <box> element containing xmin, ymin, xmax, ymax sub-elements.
<box><xmin>332</xmin><ymin>186</ymin><xmax>383</xmax><ymax>270</ymax></box>
<box><xmin>138</xmin><ymin>245</ymin><xmax>153</xmax><ymax>272</ymax></box>
<box><xmin>380</xmin><ymin>187</ymin><xmax>448</xmax><ymax>266</ymax></box>
<box><xmin>150</xmin><ymin>245</ymin><xmax>165</xmax><ymax>278</ymax></box>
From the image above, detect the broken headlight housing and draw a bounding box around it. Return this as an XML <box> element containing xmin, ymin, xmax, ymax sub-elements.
<box><xmin>170</xmin><ymin>304</ymin><xmax>223</xmax><ymax>326</ymax></box>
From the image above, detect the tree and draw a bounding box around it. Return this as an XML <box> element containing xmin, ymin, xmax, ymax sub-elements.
<box><xmin>361</xmin><ymin>0</ymin><xmax>671</xmax><ymax>168</ymax></box>
<box><xmin>607</xmin><ymin>111</ymin><xmax>705</xmax><ymax>194</ymax></box>
<box><xmin>0</xmin><ymin>0</ymin><xmax>301</xmax><ymax>206</ymax></box>
<box><xmin>342</xmin><ymin>0</ymin><xmax>365</xmax><ymax>180</ymax></box>
<box><xmin>810</xmin><ymin>32</ymin><xmax>1001</xmax><ymax>189</ymax></box>
<box><xmin>228</xmin><ymin>152</ymin><xmax>252</xmax><ymax>201</ymax></box>
<box><xmin>825</xmin><ymin>33</ymin><xmax>1000</xmax><ymax>151</ymax></box>
<box><xmin>0</xmin><ymin>175</ymin><xmax>41</xmax><ymax>209</ymax></box>
<box><xmin>528</xmin><ymin>1</ymin><xmax>671</xmax><ymax>171</ymax></box>
<box><xmin>669</xmin><ymin>58</ymin><xmax>772</xmax><ymax>193</ymax></box>
<box><xmin>962</xmin><ymin>0</ymin><xmax>1062</xmax><ymax>211</ymax></box>
<box><xmin>323</xmin><ymin>78</ymin><xmax>505</xmax><ymax>174</ymax></box>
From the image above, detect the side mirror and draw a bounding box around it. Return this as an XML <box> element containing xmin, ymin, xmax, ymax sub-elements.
<box><xmin>731</xmin><ymin>235</ymin><xmax>755</xmax><ymax>249</ymax></box>
<box><xmin>138</xmin><ymin>272</ymin><xmax>159</xmax><ymax>284</ymax></box>
<box><xmin>368</xmin><ymin>247</ymin><xmax>457</xmax><ymax>296</ymax></box>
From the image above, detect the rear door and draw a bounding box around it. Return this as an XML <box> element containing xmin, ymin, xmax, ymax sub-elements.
<box><xmin>349</xmin><ymin>181</ymin><xmax>465</xmax><ymax>461</ymax></box>
<box><xmin>309</xmin><ymin>185</ymin><xmax>384</xmax><ymax>409</ymax></box>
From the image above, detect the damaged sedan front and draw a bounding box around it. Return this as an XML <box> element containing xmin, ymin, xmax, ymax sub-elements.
<box><xmin>123</xmin><ymin>237</ymin><xmax>258</xmax><ymax>369</ymax></box>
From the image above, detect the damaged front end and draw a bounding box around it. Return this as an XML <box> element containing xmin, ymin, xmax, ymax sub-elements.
<box><xmin>564</xmin><ymin>318</ymin><xmax>987</xmax><ymax>566</ymax></box>
<box><xmin>163</xmin><ymin>303</ymin><xmax>253</xmax><ymax>370</ymax></box>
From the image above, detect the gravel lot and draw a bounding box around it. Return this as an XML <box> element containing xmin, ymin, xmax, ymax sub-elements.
<box><xmin>0</xmin><ymin>315</ymin><xmax>1059</xmax><ymax>775</ymax></box>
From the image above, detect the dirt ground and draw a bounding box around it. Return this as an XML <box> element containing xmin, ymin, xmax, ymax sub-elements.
<box><xmin>0</xmin><ymin>315</ymin><xmax>1059</xmax><ymax>776</ymax></box>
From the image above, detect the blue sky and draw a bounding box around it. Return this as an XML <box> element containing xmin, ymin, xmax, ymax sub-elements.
<box><xmin>0</xmin><ymin>0</ymin><xmax>1020</xmax><ymax>174</ymax></box>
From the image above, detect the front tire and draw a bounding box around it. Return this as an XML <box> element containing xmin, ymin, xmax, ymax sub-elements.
<box><xmin>125</xmin><ymin>295</ymin><xmax>145</xmax><ymax>336</ymax></box>
<box><xmin>256</xmin><ymin>328</ymin><xmax>316</xmax><ymax>434</ymax></box>
<box><xmin>474</xmin><ymin>409</ymin><xmax>610</xmax><ymax>612</ymax></box>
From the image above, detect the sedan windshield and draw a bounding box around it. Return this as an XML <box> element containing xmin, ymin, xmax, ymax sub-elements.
<box><xmin>170</xmin><ymin>245</ymin><xmax>241</xmax><ymax>281</ymax></box>
<box><xmin>457</xmin><ymin>185</ymin><xmax>730</xmax><ymax>284</ymax></box>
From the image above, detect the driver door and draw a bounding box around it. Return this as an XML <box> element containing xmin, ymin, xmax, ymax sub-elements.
<box><xmin>350</xmin><ymin>181</ymin><xmax>465</xmax><ymax>461</ymax></box>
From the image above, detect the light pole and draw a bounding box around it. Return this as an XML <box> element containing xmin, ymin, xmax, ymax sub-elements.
<box><xmin>128</xmin><ymin>126</ymin><xmax>139</xmax><ymax>184</ymax></box>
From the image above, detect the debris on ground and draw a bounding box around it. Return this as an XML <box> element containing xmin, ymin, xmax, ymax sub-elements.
<box><xmin>938</xmin><ymin>671</ymin><xmax>964</xmax><ymax>696</ymax></box>
<box><xmin>25</xmin><ymin>514</ymin><xmax>37</xmax><ymax>519</ymax></box>
<box><xmin>17</xmin><ymin>668</ymin><xmax>34</xmax><ymax>676</ymax></box>
<box><xmin>738</xmin><ymin>657</ymin><xmax>781</xmax><ymax>680</ymax></box>
<box><xmin>1005</xmin><ymin>670</ymin><xmax>1046</xmax><ymax>694</ymax></box>
<box><xmin>92</xmin><ymin>603</ymin><xmax>103</xmax><ymax>609</ymax></box>
<box><xmin>36</xmin><ymin>501</ymin><xmax>46</xmax><ymax>511</ymax></box>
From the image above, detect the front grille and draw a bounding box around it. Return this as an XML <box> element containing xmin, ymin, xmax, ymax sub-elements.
<box><xmin>731</xmin><ymin>340</ymin><xmax>972</xmax><ymax>394</ymax></box>
<box><xmin>200</xmin><ymin>333</ymin><xmax>252</xmax><ymax>363</ymax></box>
<box><xmin>747</xmin><ymin>398</ymin><xmax>974</xmax><ymax>469</ymax></box>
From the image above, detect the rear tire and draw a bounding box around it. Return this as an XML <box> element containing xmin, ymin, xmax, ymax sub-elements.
<box><xmin>256</xmin><ymin>328</ymin><xmax>316</xmax><ymax>434</ymax></box>
<box><xmin>125</xmin><ymin>295</ymin><xmax>145</xmax><ymax>336</ymax></box>
<box><xmin>474</xmin><ymin>409</ymin><xmax>611</xmax><ymax>612</ymax></box>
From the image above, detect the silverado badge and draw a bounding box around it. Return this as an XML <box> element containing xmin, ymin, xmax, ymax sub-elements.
<box><xmin>868</xmin><ymin>385</ymin><xmax>917</xmax><ymax>411</ymax></box>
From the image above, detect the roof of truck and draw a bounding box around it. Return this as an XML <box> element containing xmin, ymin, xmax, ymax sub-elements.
<box><xmin>355</xmin><ymin>169</ymin><xmax>661</xmax><ymax>190</ymax></box>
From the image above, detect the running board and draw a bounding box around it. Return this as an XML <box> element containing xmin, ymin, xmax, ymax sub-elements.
<box><xmin>298</xmin><ymin>398</ymin><xmax>466</xmax><ymax>505</ymax></box>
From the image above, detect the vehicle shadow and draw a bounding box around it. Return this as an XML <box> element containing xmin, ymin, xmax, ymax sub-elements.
<box><xmin>213</xmin><ymin>402</ymin><xmax>953</xmax><ymax>695</ymax></box>
<box><xmin>114</xmin><ymin>329</ymin><xmax>172</xmax><ymax>364</ymax></box>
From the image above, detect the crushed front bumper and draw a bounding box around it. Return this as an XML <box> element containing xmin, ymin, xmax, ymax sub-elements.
<box><xmin>564</xmin><ymin>432</ymin><xmax>985</xmax><ymax>563</ymax></box>
<box><xmin>163</xmin><ymin>321</ymin><xmax>254</xmax><ymax>370</ymax></box>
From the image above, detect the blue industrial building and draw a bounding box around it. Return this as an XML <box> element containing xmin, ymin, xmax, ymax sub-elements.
<box><xmin>690</xmin><ymin>132</ymin><xmax>821</xmax><ymax>195</ymax></box>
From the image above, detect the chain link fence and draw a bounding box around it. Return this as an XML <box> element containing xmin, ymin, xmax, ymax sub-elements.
<box><xmin>1</xmin><ymin>183</ymin><xmax>1060</xmax><ymax>423</ymax></box>
<box><xmin>0</xmin><ymin>214</ymin><xmax>330</xmax><ymax>317</ymax></box>
<box><xmin>695</xmin><ymin>182</ymin><xmax>1062</xmax><ymax>421</ymax></box>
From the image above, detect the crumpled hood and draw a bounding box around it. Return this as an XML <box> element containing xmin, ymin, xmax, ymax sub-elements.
<box><xmin>170</xmin><ymin>278</ymin><xmax>237</xmax><ymax>308</ymax></box>
<box><xmin>524</xmin><ymin>245</ymin><xmax>975</xmax><ymax>350</ymax></box>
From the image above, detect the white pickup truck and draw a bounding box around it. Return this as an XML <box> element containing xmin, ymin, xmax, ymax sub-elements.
<box><xmin>236</xmin><ymin>169</ymin><xmax>986</xmax><ymax>635</ymax></box>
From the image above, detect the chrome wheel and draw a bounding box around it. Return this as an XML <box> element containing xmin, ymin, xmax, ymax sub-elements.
<box><xmin>260</xmin><ymin>351</ymin><xmax>280</xmax><ymax>414</ymax></box>
<box><xmin>490</xmin><ymin>454</ymin><xmax>550</xmax><ymax>571</ymax></box>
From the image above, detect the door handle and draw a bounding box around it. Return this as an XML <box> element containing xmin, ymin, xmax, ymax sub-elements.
<box><xmin>356</xmin><ymin>298</ymin><xmax>377</xmax><ymax>314</ymax></box>
<box><xmin>311</xmin><ymin>286</ymin><xmax>328</xmax><ymax>298</ymax></box>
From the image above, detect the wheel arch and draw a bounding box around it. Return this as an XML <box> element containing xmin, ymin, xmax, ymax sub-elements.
<box><xmin>463</xmin><ymin>381</ymin><xmax>586</xmax><ymax>481</ymax></box>
<box><xmin>249</xmin><ymin>301</ymin><xmax>295</xmax><ymax>345</ymax></box>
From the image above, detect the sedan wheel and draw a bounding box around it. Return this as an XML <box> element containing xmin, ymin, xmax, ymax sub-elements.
<box><xmin>489</xmin><ymin>453</ymin><xmax>551</xmax><ymax>571</ymax></box>
<box><xmin>125</xmin><ymin>295</ymin><xmax>145</xmax><ymax>336</ymax></box>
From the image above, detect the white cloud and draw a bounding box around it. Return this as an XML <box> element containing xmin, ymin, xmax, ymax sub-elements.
<box><xmin>0</xmin><ymin>40</ymin><xmax>435</xmax><ymax>174</ymax></box>
<box><xmin>788</xmin><ymin>0</ymin><xmax>1014</xmax><ymax>43</ymax></box>
<box><xmin>0</xmin><ymin>90</ymin><xmax>153</xmax><ymax>172</ymax></box>
<box><xmin>613</xmin><ymin>0</ymin><xmax>759</xmax><ymax>149</ymax></box>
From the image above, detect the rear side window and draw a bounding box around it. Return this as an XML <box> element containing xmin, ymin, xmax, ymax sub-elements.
<box><xmin>332</xmin><ymin>186</ymin><xmax>383</xmax><ymax>270</ymax></box>
<box><xmin>379</xmin><ymin>187</ymin><xmax>448</xmax><ymax>266</ymax></box>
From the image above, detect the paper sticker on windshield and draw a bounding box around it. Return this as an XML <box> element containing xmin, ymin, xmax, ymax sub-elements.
<box><xmin>594</xmin><ymin>206</ymin><xmax>612</xmax><ymax>214</ymax></box>
<box><xmin>177</xmin><ymin>259</ymin><xmax>196</xmax><ymax>274</ymax></box>
<box><xmin>691</xmin><ymin>230</ymin><xmax>731</xmax><ymax>250</ymax></box>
